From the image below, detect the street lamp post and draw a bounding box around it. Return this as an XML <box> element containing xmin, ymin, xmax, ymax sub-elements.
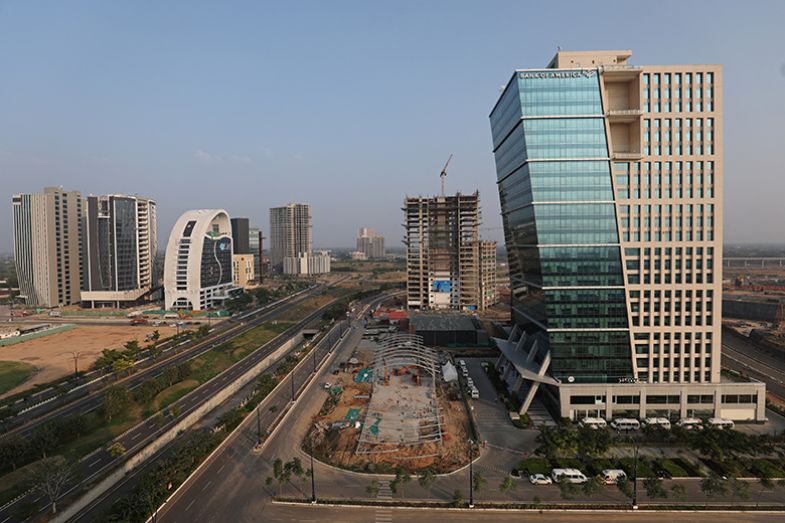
<box><xmin>632</xmin><ymin>444</ymin><xmax>639</xmax><ymax>509</ymax></box>
<box><xmin>468</xmin><ymin>439</ymin><xmax>474</xmax><ymax>508</ymax></box>
<box><xmin>290</xmin><ymin>370</ymin><xmax>295</xmax><ymax>403</ymax></box>
<box><xmin>256</xmin><ymin>407</ymin><xmax>262</xmax><ymax>445</ymax></box>
<box><xmin>309</xmin><ymin>434</ymin><xmax>317</xmax><ymax>503</ymax></box>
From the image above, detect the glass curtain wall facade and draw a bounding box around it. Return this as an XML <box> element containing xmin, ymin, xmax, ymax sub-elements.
<box><xmin>490</xmin><ymin>70</ymin><xmax>631</xmax><ymax>383</ymax></box>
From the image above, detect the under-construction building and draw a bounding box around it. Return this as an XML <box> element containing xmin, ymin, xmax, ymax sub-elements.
<box><xmin>404</xmin><ymin>191</ymin><xmax>494</xmax><ymax>311</ymax></box>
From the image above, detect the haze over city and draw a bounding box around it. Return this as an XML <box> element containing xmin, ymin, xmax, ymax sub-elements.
<box><xmin>1</xmin><ymin>0</ymin><xmax>784</xmax><ymax>251</ymax></box>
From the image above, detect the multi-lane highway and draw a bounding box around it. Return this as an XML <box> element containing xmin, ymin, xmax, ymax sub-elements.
<box><xmin>150</xmin><ymin>294</ymin><xmax>389</xmax><ymax>523</ymax></box>
<box><xmin>1</xmin><ymin>286</ymin><xmax>320</xmax><ymax>437</ymax></box>
<box><xmin>722</xmin><ymin>330</ymin><xmax>785</xmax><ymax>400</ymax></box>
<box><xmin>0</xmin><ymin>287</ymin><xmax>343</xmax><ymax>522</ymax></box>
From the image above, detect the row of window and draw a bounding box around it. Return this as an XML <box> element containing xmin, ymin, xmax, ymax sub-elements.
<box><xmin>643</xmin><ymin>72</ymin><xmax>715</xmax><ymax>86</ymax></box>
<box><xmin>570</xmin><ymin>391</ymin><xmax>758</xmax><ymax>407</ymax></box>
<box><xmin>615</xmin><ymin>159</ymin><xmax>715</xmax><ymax>174</ymax></box>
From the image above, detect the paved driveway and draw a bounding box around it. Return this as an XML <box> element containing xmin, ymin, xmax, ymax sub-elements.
<box><xmin>462</xmin><ymin>357</ymin><xmax>538</xmax><ymax>454</ymax></box>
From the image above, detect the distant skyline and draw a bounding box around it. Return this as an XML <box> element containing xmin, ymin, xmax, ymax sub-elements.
<box><xmin>2</xmin><ymin>0</ymin><xmax>784</xmax><ymax>252</ymax></box>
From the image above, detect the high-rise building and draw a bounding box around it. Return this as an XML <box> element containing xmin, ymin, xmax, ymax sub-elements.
<box><xmin>12</xmin><ymin>187</ymin><xmax>83</xmax><ymax>307</ymax></box>
<box><xmin>81</xmin><ymin>194</ymin><xmax>158</xmax><ymax>307</ymax></box>
<box><xmin>249</xmin><ymin>226</ymin><xmax>263</xmax><ymax>282</ymax></box>
<box><xmin>356</xmin><ymin>227</ymin><xmax>386</xmax><ymax>259</ymax></box>
<box><xmin>164</xmin><ymin>209</ymin><xmax>238</xmax><ymax>311</ymax></box>
<box><xmin>489</xmin><ymin>49</ymin><xmax>764</xmax><ymax>421</ymax></box>
<box><xmin>230</xmin><ymin>217</ymin><xmax>250</xmax><ymax>255</ymax></box>
<box><xmin>269</xmin><ymin>203</ymin><xmax>311</xmax><ymax>270</ymax></box>
<box><xmin>404</xmin><ymin>192</ymin><xmax>492</xmax><ymax>311</ymax></box>
<box><xmin>477</xmin><ymin>240</ymin><xmax>498</xmax><ymax>310</ymax></box>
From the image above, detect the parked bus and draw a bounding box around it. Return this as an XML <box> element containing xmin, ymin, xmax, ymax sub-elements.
<box><xmin>677</xmin><ymin>417</ymin><xmax>703</xmax><ymax>430</ymax></box>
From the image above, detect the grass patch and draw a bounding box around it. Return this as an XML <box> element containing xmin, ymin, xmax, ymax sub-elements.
<box><xmin>0</xmin><ymin>455</ymin><xmax>66</xmax><ymax>506</ymax></box>
<box><xmin>655</xmin><ymin>458</ymin><xmax>692</xmax><ymax>478</ymax></box>
<box><xmin>617</xmin><ymin>457</ymin><xmax>654</xmax><ymax>478</ymax></box>
<box><xmin>749</xmin><ymin>459</ymin><xmax>785</xmax><ymax>479</ymax></box>
<box><xmin>151</xmin><ymin>379</ymin><xmax>199</xmax><ymax>413</ymax></box>
<box><xmin>517</xmin><ymin>458</ymin><xmax>550</xmax><ymax>475</ymax></box>
<box><xmin>58</xmin><ymin>405</ymin><xmax>144</xmax><ymax>461</ymax></box>
<box><xmin>0</xmin><ymin>361</ymin><xmax>35</xmax><ymax>395</ymax></box>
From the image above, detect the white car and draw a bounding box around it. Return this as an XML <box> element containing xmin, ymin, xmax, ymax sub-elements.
<box><xmin>529</xmin><ymin>473</ymin><xmax>552</xmax><ymax>485</ymax></box>
<box><xmin>323</xmin><ymin>382</ymin><xmax>332</xmax><ymax>390</ymax></box>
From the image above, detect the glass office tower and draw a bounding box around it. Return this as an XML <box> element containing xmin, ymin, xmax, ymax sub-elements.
<box><xmin>489</xmin><ymin>50</ymin><xmax>765</xmax><ymax>423</ymax></box>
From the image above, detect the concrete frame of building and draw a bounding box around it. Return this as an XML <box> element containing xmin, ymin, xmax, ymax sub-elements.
<box><xmin>163</xmin><ymin>209</ymin><xmax>239</xmax><ymax>311</ymax></box>
<box><xmin>488</xmin><ymin>49</ymin><xmax>766</xmax><ymax>422</ymax></box>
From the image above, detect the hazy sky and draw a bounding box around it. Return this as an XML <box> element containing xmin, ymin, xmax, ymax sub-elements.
<box><xmin>1</xmin><ymin>0</ymin><xmax>784</xmax><ymax>252</ymax></box>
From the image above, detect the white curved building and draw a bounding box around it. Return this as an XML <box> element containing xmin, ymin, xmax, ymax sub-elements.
<box><xmin>164</xmin><ymin>209</ymin><xmax>238</xmax><ymax>311</ymax></box>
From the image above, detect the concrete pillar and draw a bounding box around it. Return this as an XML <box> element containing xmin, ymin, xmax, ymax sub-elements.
<box><xmin>520</xmin><ymin>381</ymin><xmax>540</xmax><ymax>415</ymax></box>
<box><xmin>639</xmin><ymin>386</ymin><xmax>647</xmax><ymax>419</ymax></box>
<box><xmin>679</xmin><ymin>389</ymin><xmax>688</xmax><ymax>419</ymax></box>
<box><xmin>605</xmin><ymin>386</ymin><xmax>613</xmax><ymax>420</ymax></box>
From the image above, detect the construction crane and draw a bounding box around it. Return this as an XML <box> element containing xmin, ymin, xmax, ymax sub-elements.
<box><xmin>440</xmin><ymin>154</ymin><xmax>453</xmax><ymax>196</ymax></box>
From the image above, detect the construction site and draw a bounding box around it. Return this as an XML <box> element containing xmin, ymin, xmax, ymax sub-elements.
<box><xmin>403</xmin><ymin>157</ymin><xmax>497</xmax><ymax>313</ymax></box>
<box><xmin>307</xmin><ymin>331</ymin><xmax>472</xmax><ymax>474</ymax></box>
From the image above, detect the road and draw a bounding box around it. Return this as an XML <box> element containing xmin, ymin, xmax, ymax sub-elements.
<box><xmin>1</xmin><ymin>286</ymin><xmax>320</xmax><ymax>436</ymax></box>
<box><xmin>151</xmin><ymin>309</ymin><xmax>785</xmax><ymax>523</ymax></box>
<box><xmin>722</xmin><ymin>331</ymin><xmax>785</xmax><ymax>400</ymax></box>
<box><xmin>263</xmin><ymin>503</ymin><xmax>785</xmax><ymax>523</ymax></box>
<box><xmin>0</xmin><ymin>289</ymin><xmax>341</xmax><ymax>523</ymax></box>
<box><xmin>154</xmin><ymin>296</ymin><xmax>389</xmax><ymax>523</ymax></box>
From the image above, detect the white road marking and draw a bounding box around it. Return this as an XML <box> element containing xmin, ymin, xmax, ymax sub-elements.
<box><xmin>185</xmin><ymin>498</ymin><xmax>196</xmax><ymax>511</ymax></box>
<box><xmin>89</xmin><ymin>458</ymin><xmax>101</xmax><ymax>468</ymax></box>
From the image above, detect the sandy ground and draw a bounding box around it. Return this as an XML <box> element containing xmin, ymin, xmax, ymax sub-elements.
<box><xmin>0</xmin><ymin>324</ymin><xmax>177</xmax><ymax>399</ymax></box>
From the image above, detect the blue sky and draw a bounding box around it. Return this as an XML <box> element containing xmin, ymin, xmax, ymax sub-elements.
<box><xmin>1</xmin><ymin>0</ymin><xmax>784</xmax><ymax>251</ymax></box>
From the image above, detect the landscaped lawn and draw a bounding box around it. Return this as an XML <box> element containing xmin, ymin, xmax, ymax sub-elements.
<box><xmin>150</xmin><ymin>379</ymin><xmax>200</xmax><ymax>414</ymax></box>
<box><xmin>0</xmin><ymin>361</ymin><xmax>35</xmax><ymax>395</ymax></box>
<box><xmin>517</xmin><ymin>457</ymin><xmax>550</xmax><ymax>475</ymax></box>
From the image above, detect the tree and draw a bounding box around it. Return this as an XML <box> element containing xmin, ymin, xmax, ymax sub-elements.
<box><xmin>389</xmin><ymin>468</ymin><xmax>411</xmax><ymax>496</ymax></box>
<box><xmin>500</xmin><ymin>475</ymin><xmax>516</xmax><ymax>493</ymax></box>
<box><xmin>557</xmin><ymin>476</ymin><xmax>579</xmax><ymax>500</ymax></box>
<box><xmin>0</xmin><ymin>435</ymin><xmax>29</xmax><ymax>470</ymax></box>
<box><xmin>616</xmin><ymin>477</ymin><xmax>633</xmax><ymax>499</ymax></box>
<box><xmin>581</xmin><ymin>476</ymin><xmax>603</xmax><ymax>497</ymax></box>
<box><xmin>107</xmin><ymin>442</ymin><xmax>126</xmax><ymax>458</ymax></box>
<box><xmin>473</xmin><ymin>470</ymin><xmax>486</xmax><ymax>494</ymax></box>
<box><xmin>104</xmin><ymin>384</ymin><xmax>133</xmax><ymax>422</ymax></box>
<box><xmin>268</xmin><ymin>458</ymin><xmax>289</xmax><ymax>495</ymax></box>
<box><xmin>197</xmin><ymin>324</ymin><xmax>210</xmax><ymax>338</ymax></box>
<box><xmin>111</xmin><ymin>357</ymin><xmax>133</xmax><ymax>377</ymax></box>
<box><xmin>728</xmin><ymin>477</ymin><xmax>750</xmax><ymax>500</ymax></box>
<box><xmin>535</xmin><ymin>425</ymin><xmax>578</xmax><ymax>460</ymax></box>
<box><xmin>27</xmin><ymin>458</ymin><xmax>72</xmax><ymax>514</ymax></box>
<box><xmin>366</xmin><ymin>480</ymin><xmax>381</xmax><ymax>497</ymax></box>
<box><xmin>670</xmin><ymin>483</ymin><xmax>687</xmax><ymax>501</ymax></box>
<box><xmin>123</xmin><ymin>340</ymin><xmax>141</xmax><ymax>355</ymax></box>
<box><xmin>700</xmin><ymin>473</ymin><xmax>729</xmax><ymax>498</ymax></box>
<box><xmin>418</xmin><ymin>469</ymin><xmax>437</xmax><ymax>490</ymax></box>
<box><xmin>150</xmin><ymin>330</ymin><xmax>161</xmax><ymax>341</ymax></box>
<box><xmin>577</xmin><ymin>426</ymin><xmax>612</xmax><ymax>456</ymax></box>
<box><xmin>31</xmin><ymin>422</ymin><xmax>59</xmax><ymax>459</ymax></box>
<box><xmin>451</xmin><ymin>489</ymin><xmax>464</xmax><ymax>508</ymax></box>
<box><xmin>644</xmin><ymin>477</ymin><xmax>668</xmax><ymax>499</ymax></box>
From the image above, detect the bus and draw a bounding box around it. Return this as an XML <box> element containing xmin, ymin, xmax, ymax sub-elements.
<box><xmin>578</xmin><ymin>417</ymin><xmax>607</xmax><ymax>429</ymax></box>
<box><xmin>610</xmin><ymin>418</ymin><xmax>641</xmax><ymax>431</ymax></box>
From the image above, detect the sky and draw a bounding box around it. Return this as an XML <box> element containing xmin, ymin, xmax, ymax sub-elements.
<box><xmin>1</xmin><ymin>0</ymin><xmax>784</xmax><ymax>252</ymax></box>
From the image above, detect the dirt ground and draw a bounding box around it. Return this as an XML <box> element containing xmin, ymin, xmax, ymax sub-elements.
<box><xmin>309</xmin><ymin>351</ymin><xmax>471</xmax><ymax>474</ymax></box>
<box><xmin>0</xmin><ymin>324</ymin><xmax>177</xmax><ymax>399</ymax></box>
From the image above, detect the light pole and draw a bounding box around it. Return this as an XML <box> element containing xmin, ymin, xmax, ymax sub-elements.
<box><xmin>632</xmin><ymin>444</ymin><xmax>639</xmax><ymax>510</ymax></box>
<box><xmin>290</xmin><ymin>370</ymin><xmax>296</xmax><ymax>403</ymax></box>
<box><xmin>256</xmin><ymin>407</ymin><xmax>262</xmax><ymax>445</ymax></box>
<box><xmin>309</xmin><ymin>433</ymin><xmax>317</xmax><ymax>503</ymax></box>
<box><xmin>468</xmin><ymin>438</ymin><xmax>475</xmax><ymax>508</ymax></box>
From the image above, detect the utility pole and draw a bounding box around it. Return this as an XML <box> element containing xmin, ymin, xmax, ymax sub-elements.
<box><xmin>290</xmin><ymin>371</ymin><xmax>295</xmax><ymax>403</ymax></box>
<box><xmin>312</xmin><ymin>346</ymin><xmax>317</xmax><ymax>374</ymax></box>
<box><xmin>468</xmin><ymin>438</ymin><xmax>474</xmax><ymax>508</ymax></box>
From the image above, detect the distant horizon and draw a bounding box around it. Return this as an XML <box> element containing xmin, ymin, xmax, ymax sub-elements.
<box><xmin>2</xmin><ymin>1</ymin><xmax>784</xmax><ymax>252</ymax></box>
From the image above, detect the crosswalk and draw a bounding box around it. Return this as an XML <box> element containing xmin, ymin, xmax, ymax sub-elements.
<box><xmin>375</xmin><ymin>481</ymin><xmax>393</xmax><ymax>523</ymax></box>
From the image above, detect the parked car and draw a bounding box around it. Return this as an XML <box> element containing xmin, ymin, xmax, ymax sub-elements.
<box><xmin>642</xmin><ymin>417</ymin><xmax>672</xmax><ymax>430</ymax></box>
<box><xmin>707</xmin><ymin>417</ymin><xmax>735</xmax><ymax>429</ymax></box>
<box><xmin>600</xmin><ymin>469</ymin><xmax>627</xmax><ymax>485</ymax></box>
<box><xmin>323</xmin><ymin>382</ymin><xmax>332</xmax><ymax>390</ymax></box>
<box><xmin>529</xmin><ymin>473</ymin><xmax>553</xmax><ymax>485</ymax></box>
<box><xmin>677</xmin><ymin>417</ymin><xmax>703</xmax><ymax>430</ymax></box>
<box><xmin>610</xmin><ymin>418</ymin><xmax>641</xmax><ymax>431</ymax></box>
<box><xmin>470</xmin><ymin>387</ymin><xmax>480</xmax><ymax>399</ymax></box>
<box><xmin>551</xmin><ymin>468</ymin><xmax>588</xmax><ymax>484</ymax></box>
<box><xmin>578</xmin><ymin>417</ymin><xmax>607</xmax><ymax>429</ymax></box>
<box><xmin>510</xmin><ymin>468</ymin><xmax>523</xmax><ymax>478</ymax></box>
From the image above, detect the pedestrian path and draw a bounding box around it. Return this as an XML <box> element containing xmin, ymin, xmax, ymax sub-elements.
<box><xmin>375</xmin><ymin>481</ymin><xmax>393</xmax><ymax>523</ymax></box>
<box><xmin>527</xmin><ymin>398</ymin><xmax>556</xmax><ymax>427</ymax></box>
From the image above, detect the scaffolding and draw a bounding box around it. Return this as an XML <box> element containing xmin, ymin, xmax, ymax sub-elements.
<box><xmin>355</xmin><ymin>334</ymin><xmax>444</xmax><ymax>455</ymax></box>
